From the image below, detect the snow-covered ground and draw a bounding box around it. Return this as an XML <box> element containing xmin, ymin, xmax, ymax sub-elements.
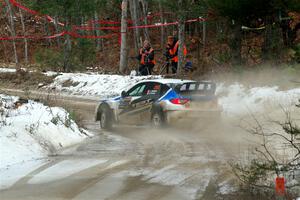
<box><xmin>0</xmin><ymin>94</ymin><xmax>92</xmax><ymax>170</ymax></box>
<box><xmin>217</xmin><ymin>83</ymin><xmax>300</xmax><ymax>116</ymax></box>
<box><xmin>0</xmin><ymin>68</ymin><xmax>16</xmax><ymax>73</ymax></box>
<box><xmin>46</xmin><ymin>72</ymin><xmax>160</xmax><ymax>97</ymax></box>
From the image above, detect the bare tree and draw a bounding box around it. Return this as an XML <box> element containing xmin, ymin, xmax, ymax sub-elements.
<box><xmin>53</xmin><ymin>17</ymin><xmax>61</xmax><ymax>48</ymax></box>
<box><xmin>19</xmin><ymin>8</ymin><xmax>28</xmax><ymax>65</ymax></box>
<box><xmin>202</xmin><ymin>20</ymin><xmax>206</xmax><ymax>49</ymax></box>
<box><xmin>4</xmin><ymin>0</ymin><xmax>18</xmax><ymax>66</ymax></box>
<box><xmin>63</xmin><ymin>19</ymin><xmax>72</xmax><ymax>72</ymax></box>
<box><xmin>140</xmin><ymin>0</ymin><xmax>149</xmax><ymax>41</ymax></box>
<box><xmin>232</xmin><ymin>104</ymin><xmax>300</xmax><ymax>197</ymax></box>
<box><xmin>129</xmin><ymin>0</ymin><xmax>140</xmax><ymax>53</ymax></box>
<box><xmin>43</xmin><ymin>18</ymin><xmax>52</xmax><ymax>47</ymax></box>
<box><xmin>177</xmin><ymin>0</ymin><xmax>185</xmax><ymax>77</ymax></box>
<box><xmin>94</xmin><ymin>11</ymin><xmax>102</xmax><ymax>51</ymax></box>
<box><xmin>119</xmin><ymin>0</ymin><xmax>128</xmax><ymax>74</ymax></box>
<box><xmin>158</xmin><ymin>0</ymin><xmax>165</xmax><ymax>49</ymax></box>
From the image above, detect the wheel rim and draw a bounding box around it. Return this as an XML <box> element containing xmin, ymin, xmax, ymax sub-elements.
<box><xmin>100</xmin><ymin>112</ymin><xmax>106</xmax><ymax>127</ymax></box>
<box><xmin>152</xmin><ymin>113</ymin><xmax>161</xmax><ymax>127</ymax></box>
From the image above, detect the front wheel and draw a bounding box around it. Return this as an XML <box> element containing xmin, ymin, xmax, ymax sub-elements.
<box><xmin>99</xmin><ymin>107</ymin><xmax>113</xmax><ymax>130</ymax></box>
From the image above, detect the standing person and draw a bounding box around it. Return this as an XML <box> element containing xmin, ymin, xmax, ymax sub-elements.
<box><xmin>165</xmin><ymin>36</ymin><xmax>187</xmax><ymax>74</ymax></box>
<box><xmin>137</xmin><ymin>40</ymin><xmax>156</xmax><ymax>75</ymax></box>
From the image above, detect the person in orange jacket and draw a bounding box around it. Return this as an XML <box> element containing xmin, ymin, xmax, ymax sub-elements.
<box><xmin>137</xmin><ymin>40</ymin><xmax>156</xmax><ymax>75</ymax></box>
<box><xmin>165</xmin><ymin>36</ymin><xmax>187</xmax><ymax>74</ymax></box>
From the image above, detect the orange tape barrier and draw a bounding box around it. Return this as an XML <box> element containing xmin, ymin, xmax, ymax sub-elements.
<box><xmin>1</xmin><ymin>0</ymin><xmax>206</xmax><ymax>41</ymax></box>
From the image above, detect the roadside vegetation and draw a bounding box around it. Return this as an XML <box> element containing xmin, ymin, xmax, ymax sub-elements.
<box><xmin>229</xmin><ymin>102</ymin><xmax>300</xmax><ymax>199</ymax></box>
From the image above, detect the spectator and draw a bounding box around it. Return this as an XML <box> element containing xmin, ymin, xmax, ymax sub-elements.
<box><xmin>137</xmin><ymin>40</ymin><xmax>156</xmax><ymax>75</ymax></box>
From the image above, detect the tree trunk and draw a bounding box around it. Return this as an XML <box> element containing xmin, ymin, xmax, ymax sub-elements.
<box><xmin>94</xmin><ymin>11</ymin><xmax>102</xmax><ymax>51</ymax></box>
<box><xmin>140</xmin><ymin>0</ymin><xmax>149</xmax><ymax>41</ymax></box>
<box><xmin>177</xmin><ymin>0</ymin><xmax>185</xmax><ymax>77</ymax></box>
<box><xmin>19</xmin><ymin>8</ymin><xmax>28</xmax><ymax>65</ymax></box>
<box><xmin>129</xmin><ymin>0</ymin><xmax>140</xmax><ymax>52</ymax></box>
<box><xmin>63</xmin><ymin>19</ymin><xmax>72</xmax><ymax>72</ymax></box>
<box><xmin>119</xmin><ymin>0</ymin><xmax>128</xmax><ymax>74</ymax></box>
<box><xmin>44</xmin><ymin>18</ymin><xmax>52</xmax><ymax>46</ymax></box>
<box><xmin>63</xmin><ymin>33</ymin><xmax>72</xmax><ymax>72</ymax></box>
<box><xmin>5</xmin><ymin>0</ymin><xmax>18</xmax><ymax>66</ymax></box>
<box><xmin>230</xmin><ymin>20</ymin><xmax>242</xmax><ymax>65</ymax></box>
<box><xmin>158</xmin><ymin>0</ymin><xmax>165</xmax><ymax>49</ymax></box>
<box><xmin>177</xmin><ymin>18</ymin><xmax>185</xmax><ymax>77</ymax></box>
<box><xmin>202</xmin><ymin>21</ymin><xmax>206</xmax><ymax>49</ymax></box>
<box><xmin>54</xmin><ymin>17</ymin><xmax>61</xmax><ymax>47</ymax></box>
<box><xmin>262</xmin><ymin>15</ymin><xmax>282</xmax><ymax>61</ymax></box>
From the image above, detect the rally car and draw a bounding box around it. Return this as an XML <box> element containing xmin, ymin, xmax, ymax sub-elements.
<box><xmin>95</xmin><ymin>79</ymin><xmax>221</xmax><ymax>129</ymax></box>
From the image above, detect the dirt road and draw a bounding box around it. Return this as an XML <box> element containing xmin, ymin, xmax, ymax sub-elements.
<box><xmin>0</xmin><ymin>90</ymin><xmax>248</xmax><ymax>200</ymax></box>
<box><xmin>0</xmin><ymin>90</ymin><xmax>275</xmax><ymax>199</ymax></box>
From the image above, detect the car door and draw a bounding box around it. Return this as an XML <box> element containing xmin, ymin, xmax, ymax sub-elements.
<box><xmin>137</xmin><ymin>82</ymin><xmax>163</xmax><ymax>122</ymax></box>
<box><xmin>118</xmin><ymin>82</ymin><xmax>149</xmax><ymax>124</ymax></box>
<box><xmin>118</xmin><ymin>82</ymin><xmax>162</xmax><ymax>125</ymax></box>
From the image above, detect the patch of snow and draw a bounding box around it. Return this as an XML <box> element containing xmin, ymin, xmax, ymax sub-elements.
<box><xmin>0</xmin><ymin>68</ymin><xmax>16</xmax><ymax>73</ymax></box>
<box><xmin>0</xmin><ymin>94</ymin><xmax>92</xmax><ymax>169</ymax></box>
<box><xmin>103</xmin><ymin>160</ymin><xmax>129</xmax><ymax>170</ymax></box>
<box><xmin>217</xmin><ymin>83</ymin><xmax>300</xmax><ymax>116</ymax></box>
<box><xmin>28</xmin><ymin>159</ymin><xmax>107</xmax><ymax>184</ymax></box>
<box><xmin>119</xmin><ymin>166</ymin><xmax>218</xmax><ymax>199</ymax></box>
<box><xmin>0</xmin><ymin>159</ymin><xmax>47</xmax><ymax>190</ymax></box>
<box><xmin>218</xmin><ymin>180</ymin><xmax>237</xmax><ymax>195</ymax></box>
<box><xmin>44</xmin><ymin>71</ymin><xmax>60</xmax><ymax>77</ymax></box>
<box><xmin>46</xmin><ymin>73</ymin><xmax>160</xmax><ymax>97</ymax></box>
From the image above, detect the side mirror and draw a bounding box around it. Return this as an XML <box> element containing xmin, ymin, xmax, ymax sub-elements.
<box><xmin>121</xmin><ymin>91</ymin><xmax>127</xmax><ymax>98</ymax></box>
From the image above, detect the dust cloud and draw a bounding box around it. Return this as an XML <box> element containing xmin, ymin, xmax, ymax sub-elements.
<box><xmin>114</xmin><ymin>67</ymin><xmax>300</xmax><ymax>162</ymax></box>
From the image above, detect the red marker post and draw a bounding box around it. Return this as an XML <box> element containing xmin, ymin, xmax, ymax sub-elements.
<box><xmin>275</xmin><ymin>177</ymin><xmax>285</xmax><ymax>196</ymax></box>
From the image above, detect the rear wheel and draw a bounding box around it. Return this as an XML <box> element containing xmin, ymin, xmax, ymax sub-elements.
<box><xmin>99</xmin><ymin>106</ymin><xmax>113</xmax><ymax>130</ymax></box>
<box><xmin>151</xmin><ymin>110</ymin><xmax>166</xmax><ymax>128</ymax></box>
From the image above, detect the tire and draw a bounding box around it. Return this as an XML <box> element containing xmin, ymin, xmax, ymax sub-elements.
<box><xmin>151</xmin><ymin>109</ymin><xmax>166</xmax><ymax>128</ymax></box>
<box><xmin>99</xmin><ymin>106</ymin><xmax>113</xmax><ymax>130</ymax></box>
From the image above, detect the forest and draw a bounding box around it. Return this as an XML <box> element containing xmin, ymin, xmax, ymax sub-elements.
<box><xmin>1</xmin><ymin>0</ymin><xmax>300</xmax><ymax>75</ymax></box>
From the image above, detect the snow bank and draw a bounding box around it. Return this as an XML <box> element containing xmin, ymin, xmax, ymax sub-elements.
<box><xmin>0</xmin><ymin>94</ymin><xmax>91</xmax><ymax>169</ymax></box>
<box><xmin>47</xmin><ymin>73</ymin><xmax>160</xmax><ymax>97</ymax></box>
<box><xmin>217</xmin><ymin>83</ymin><xmax>300</xmax><ymax>116</ymax></box>
<box><xmin>0</xmin><ymin>68</ymin><xmax>16</xmax><ymax>73</ymax></box>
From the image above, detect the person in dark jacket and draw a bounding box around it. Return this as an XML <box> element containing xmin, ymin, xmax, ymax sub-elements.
<box><xmin>137</xmin><ymin>40</ymin><xmax>156</xmax><ymax>75</ymax></box>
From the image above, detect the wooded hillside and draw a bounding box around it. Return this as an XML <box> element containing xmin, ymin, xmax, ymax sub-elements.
<box><xmin>1</xmin><ymin>0</ymin><xmax>299</xmax><ymax>74</ymax></box>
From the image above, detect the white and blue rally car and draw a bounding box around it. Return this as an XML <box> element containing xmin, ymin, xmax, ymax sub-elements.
<box><xmin>95</xmin><ymin>79</ymin><xmax>220</xmax><ymax>129</ymax></box>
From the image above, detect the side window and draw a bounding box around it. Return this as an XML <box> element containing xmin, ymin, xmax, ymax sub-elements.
<box><xmin>189</xmin><ymin>83</ymin><xmax>196</xmax><ymax>90</ymax></box>
<box><xmin>180</xmin><ymin>84</ymin><xmax>187</xmax><ymax>91</ymax></box>
<box><xmin>127</xmin><ymin>84</ymin><xmax>147</xmax><ymax>96</ymax></box>
<box><xmin>146</xmin><ymin>83</ymin><xmax>161</xmax><ymax>96</ymax></box>
<box><xmin>198</xmin><ymin>84</ymin><xmax>205</xmax><ymax>90</ymax></box>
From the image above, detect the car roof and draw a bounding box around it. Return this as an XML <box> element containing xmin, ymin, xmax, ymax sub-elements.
<box><xmin>138</xmin><ymin>78</ymin><xmax>195</xmax><ymax>84</ymax></box>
